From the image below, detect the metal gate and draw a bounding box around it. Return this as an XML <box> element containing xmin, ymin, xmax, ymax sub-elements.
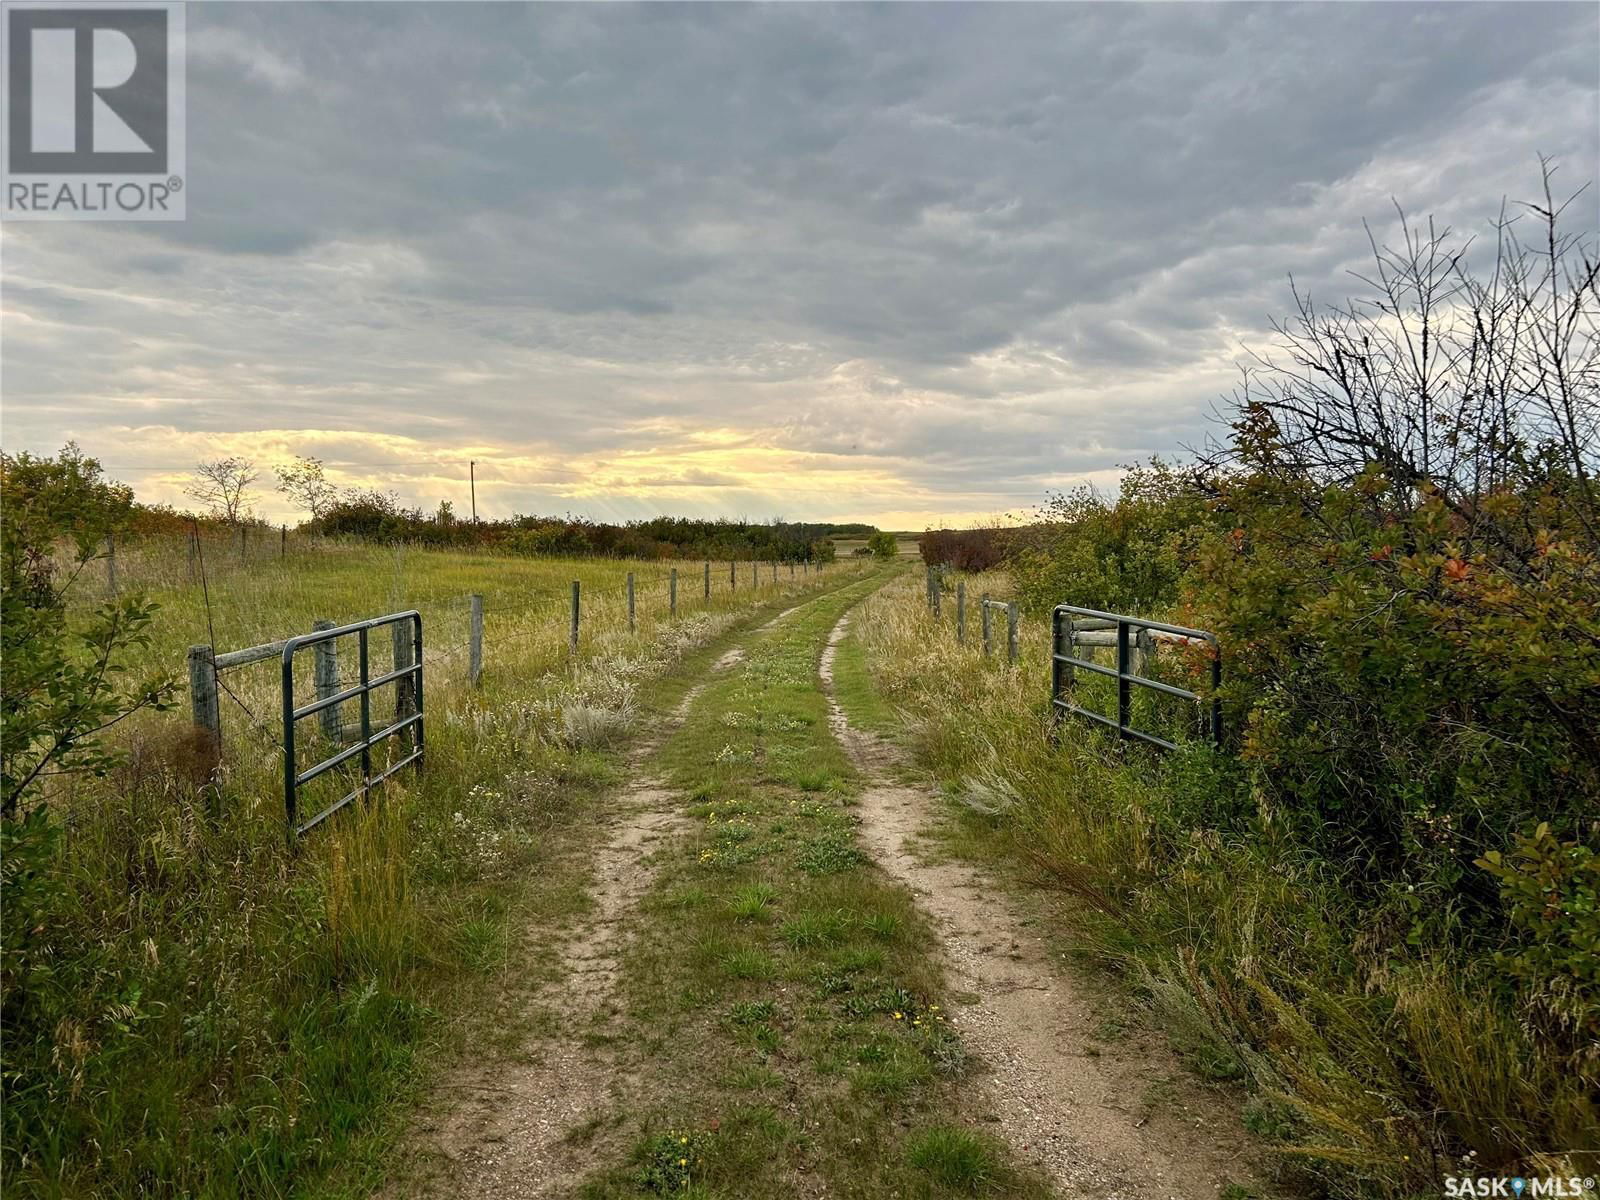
<box><xmin>1050</xmin><ymin>604</ymin><xmax>1220</xmax><ymax>750</ymax></box>
<box><xmin>281</xmin><ymin>610</ymin><xmax>424</xmax><ymax>837</ymax></box>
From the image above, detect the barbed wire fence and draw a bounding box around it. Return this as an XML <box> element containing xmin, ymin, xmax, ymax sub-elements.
<box><xmin>184</xmin><ymin>557</ymin><xmax>851</xmax><ymax>783</ymax></box>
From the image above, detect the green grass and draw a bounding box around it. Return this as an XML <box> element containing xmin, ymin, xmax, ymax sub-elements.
<box><xmin>2</xmin><ymin>538</ymin><xmax>870</xmax><ymax>1198</ymax></box>
<box><xmin>575</xmin><ymin>574</ymin><xmax>1051</xmax><ymax>1200</ymax></box>
<box><xmin>906</xmin><ymin>1125</ymin><xmax>1007</xmax><ymax>1194</ymax></box>
<box><xmin>830</xmin><ymin>616</ymin><xmax>900</xmax><ymax>736</ymax></box>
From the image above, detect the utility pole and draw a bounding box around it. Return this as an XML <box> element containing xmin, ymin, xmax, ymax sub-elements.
<box><xmin>470</xmin><ymin>460</ymin><xmax>477</xmax><ymax>523</ymax></box>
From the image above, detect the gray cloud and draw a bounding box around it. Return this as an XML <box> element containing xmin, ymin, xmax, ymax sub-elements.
<box><xmin>3</xmin><ymin>2</ymin><xmax>1596</xmax><ymax>524</ymax></box>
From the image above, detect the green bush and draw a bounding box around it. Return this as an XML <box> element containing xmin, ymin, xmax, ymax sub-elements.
<box><xmin>1478</xmin><ymin>824</ymin><xmax>1600</xmax><ymax>1053</ymax></box>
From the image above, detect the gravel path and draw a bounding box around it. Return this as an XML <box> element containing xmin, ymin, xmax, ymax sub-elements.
<box><xmin>820</xmin><ymin>611</ymin><xmax>1249</xmax><ymax>1200</ymax></box>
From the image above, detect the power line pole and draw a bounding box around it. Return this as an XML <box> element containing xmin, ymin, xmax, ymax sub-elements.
<box><xmin>470</xmin><ymin>460</ymin><xmax>477</xmax><ymax>523</ymax></box>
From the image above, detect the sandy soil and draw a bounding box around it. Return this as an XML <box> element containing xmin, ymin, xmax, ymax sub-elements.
<box><xmin>820</xmin><ymin>612</ymin><xmax>1254</xmax><ymax>1200</ymax></box>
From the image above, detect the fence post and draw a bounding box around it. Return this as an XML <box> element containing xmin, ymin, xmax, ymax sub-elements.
<box><xmin>1115</xmin><ymin>619</ymin><xmax>1131</xmax><ymax>737</ymax></box>
<box><xmin>240</xmin><ymin>523</ymin><xmax>247</xmax><ymax>561</ymax></box>
<box><xmin>790</xmin><ymin>561</ymin><xmax>795</xmax><ymax>578</ymax></box>
<box><xmin>750</xmin><ymin>560</ymin><xmax>756</xmax><ymax>589</ymax></box>
<box><xmin>105</xmin><ymin>534</ymin><xmax>118</xmax><ymax>598</ymax></box>
<box><xmin>703</xmin><ymin>561</ymin><xmax>710</xmax><ymax>601</ymax></box>
<box><xmin>468</xmin><ymin>594</ymin><xmax>484</xmax><ymax>687</ymax></box>
<box><xmin>187</xmin><ymin>644</ymin><xmax>221</xmax><ymax>780</ymax></box>
<box><xmin>1006</xmin><ymin>602</ymin><xmax>1019</xmax><ymax>664</ymax></box>
<box><xmin>187</xmin><ymin>527</ymin><xmax>198</xmax><ymax>583</ymax></box>
<box><xmin>570</xmin><ymin>580</ymin><xmax>580</xmax><ymax>654</ymax></box>
<box><xmin>281</xmin><ymin>524</ymin><xmax>287</xmax><ymax>558</ymax></box>
<box><xmin>670</xmin><ymin>567</ymin><xmax>678</xmax><ymax>617</ymax></box>
<box><xmin>392</xmin><ymin>619</ymin><xmax>416</xmax><ymax>739</ymax></box>
<box><xmin>1050</xmin><ymin>609</ymin><xmax>1065</xmax><ymax>714</ymax></box>
<box><xmin>1210</xmin><ymin>652</ymin><xmax>1223</xmax><ymax>747</ymax></box>
<box><xmin>981</xmin><ymin>594</ymin><xmax>993</xmax><ymax>657</ymax></box>
<box><xmin>627</xmin><ymin>572</ymin><xmax>636</xmax><ymax>633</ymax></box>
<box><xmin>956</xmin><ymin>581</ymin><xmax>965</xmax><ymax>644</ymax></box>
<box><xmin>313</xmin><ymin>619</ymin><xmax>339</xmax><ymax>740</ymax></box>
<box><xmin>730</xmin><ymin>560</ymin><xmax>736</xmax><ymax>591</ymax></box>
<box><xmin>932</xmin><ymin>570</ymin><xmax>942</xmax><ymax>619</ymax></box>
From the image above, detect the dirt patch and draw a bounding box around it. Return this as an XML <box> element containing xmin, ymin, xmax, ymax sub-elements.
<box><xmin>390</xmin><ymin>659</ymin><xmax>737</xmax><ymax>1197</ymax></box>
<box><xmin>820</xmin><ymin>613</ymin><xmax>1255</xmax><ymax>1200</ymax></box>
<box><xmin>712</xmin><ymin>646</ymin><xmax>746</xmax><ymax>671</ymax></box>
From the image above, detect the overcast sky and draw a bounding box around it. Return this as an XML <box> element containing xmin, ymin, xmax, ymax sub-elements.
<box><xmin>3</xmin><ymin>2</ymin><xmax>1597</xmax><ymax>527</ymax></box>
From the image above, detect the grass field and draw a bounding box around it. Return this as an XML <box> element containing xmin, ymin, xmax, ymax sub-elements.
<box><xmin>4</xmin><ymin>539</ymin><xmax>868</xmax><ymax>1198</ymax></box>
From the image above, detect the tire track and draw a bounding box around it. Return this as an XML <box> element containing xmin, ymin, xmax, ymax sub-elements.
<box><xmin>820</xmin><ymin>610</ymin><xmax>1251</xmax><ymax>1200</ymax></box>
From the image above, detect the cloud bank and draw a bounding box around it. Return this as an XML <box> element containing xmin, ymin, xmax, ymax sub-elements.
<box><xmin>4</xmin><ymin>2</ymin><xmax>1597</xmax><ymax>526</ymax></box>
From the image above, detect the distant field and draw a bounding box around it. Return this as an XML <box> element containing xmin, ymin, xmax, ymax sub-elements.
<box><xmin>104</xmin><ymin>541</ymin><xmax>841</xmax><ymax>803</ymax></box>
<box><xmin>833</xmin><ymin>531</ymin><xmax>923</xmax><ymax>559</ymax></box>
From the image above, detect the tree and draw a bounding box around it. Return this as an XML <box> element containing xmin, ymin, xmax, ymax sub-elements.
<box><xmin>867</xmin><ymin>530</ymin><xmax>899</xmax><ymax>559</ymax></box>
<box><xmin>186</xmin><ymin>456</ymin><xmax>258</xmax><ymax>526</ymax></box>
<box><xmin>1208</xmin><ymin>159</ymin><xmax>1598</xmax><ymax>559</ymax></box>
<box><xmin>1</xmin><ymin>445</ymin><xmax>175</xmax><ymax>816</ymax></box>
<box><xmin>275</xmin><ymin>455</ymin><xmax>340</xmax><ymax>522</ymax></box>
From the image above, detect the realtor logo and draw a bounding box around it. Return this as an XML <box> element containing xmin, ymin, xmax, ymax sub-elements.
<box><xmin>3</xmin><ymin>1</ymin><xmax>186</xmax><ymax>220</ymax></box>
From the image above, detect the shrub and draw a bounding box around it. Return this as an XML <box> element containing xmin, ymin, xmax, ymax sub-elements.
<box><xmin>1478</xmin><ymin>823</ymin><xmax>1600</xmax><ymax>1055</ymax></box>
<box><xmin>1009</xmin><ymin>459</ymin><xmax>1213</xmax><ymax>616</ymax></box>
<box><xmin>919</xmin><ymin>527</ymin><xmax>1007</xmax><ymax>572</ymax></box>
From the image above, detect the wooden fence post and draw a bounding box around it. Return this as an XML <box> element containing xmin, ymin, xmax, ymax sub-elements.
<box><xmin>730</xmin><ymin>560</ymin><xmax>736</xmax><ymax>591</ymax></box>
<box><xmin>627</xmin><ymin>572</ymin><xmax>636</xmax><ymax>633</ymax></box>
<box><xmin>240</xmin><ymin>523</ymin><xmax>247</xmax><ymax>561</ymax></box>
<box><xmin>670</xmin><ymin>567</ymin><xmax>678</xmax><ymax>617</ymax></box>
<box><xmin>187</xmin><ymin>644</ymin><xmax>221</xmax><ymax>779</ymax></box>
<box><xmin>956</xmin><ymin>581</ymin><xmax>965</xmax><ymax>644</ymax></box>
<box><xmin>105</xmin><ymin>534</ymin><xmax>118</xmax><ymax>598</ymax></box>
<box><xmin>790</xmin><ymin>561</ymin><xmax>795</xmax><ymax>578</ymax></box>
<box><xmin>468</xmin><ymin>594</ymin><xmax>484</xmax><ymax>687</ymax></box>
<box><xmin>932</xmin><ymin>570</ymin><xmax>942</xmax><ymax>618</ymax></box>
<box><xmin>1007</xmin><ymin>603</ymin><xmax>1019</xmax><ymax>664</ymax></box>
<box><xmin>281</xmin><ymin>524</ymin><xmax>287</xmax><ymax>558</ymax></box>
<box><xmin>187</xmin><ymin>527</ymin><xmax>198</xmax><ymax>583</ymax></box>
<box><xmin>703</xmin><ymin>561</ymin><xmax>710</xmax><ymax>601</ymax></box>
<box><xmin>570</xmin><ymin>581</ymin><xmax>581</xmax><ymax>654</ymax></box>
<box><xmin>313</xmin><ymin>619</ymin><xmax>339</xmax><ymax>739</ymax></box>
<box><xmin>981</xmin><ymin>595</ymin><xmax>993</xmax><ymax>658</ymax></box>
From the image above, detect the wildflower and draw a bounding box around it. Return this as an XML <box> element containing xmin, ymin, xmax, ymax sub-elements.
<box><xmin>892</xmin><ymin>1011</ymin><xmax>903</xmax><ymax>1020</ymax></box>
<box><xmin>680</xmin><ymin>1137</ymin><xmax>688</xmax><ymax>1145</ymax></box>
<box><xmin>678</xmin><ymin>1158</ymin><xmax>688</xmax><ymax>1167</ymax></box>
